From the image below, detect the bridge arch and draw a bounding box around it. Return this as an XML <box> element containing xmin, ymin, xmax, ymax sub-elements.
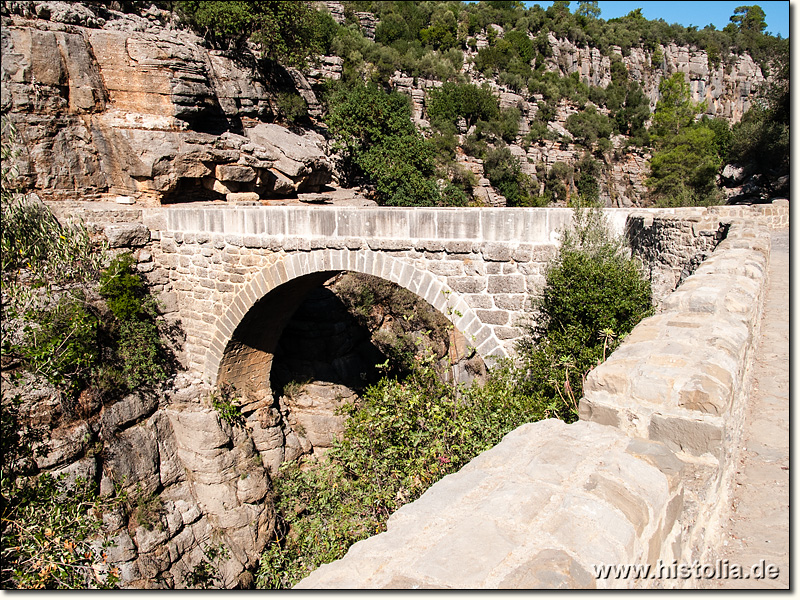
<box><xmin>205</xmin><ymin>248</ymin><xmax>506</xmax><ymax>393</ymax></box>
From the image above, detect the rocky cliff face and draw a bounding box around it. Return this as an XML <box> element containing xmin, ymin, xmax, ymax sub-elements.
<box><xmin>2</xmin><ymin>1</ymin><xmax>333</xmax><ymax>204</ymax></box>
<box><xmin>388</xmin><ymin>30</ymin><xmax>765</xmax><ymax>207</ymax></box>
<box><xmin>2</xmin><ymin>1</ymin><xmax>771</xmax><ymax>208</ymax></box>
<box><xmin>4</xmin><ymin>369</ymin><xmax>274</xmax><ymax>588</ymax></box>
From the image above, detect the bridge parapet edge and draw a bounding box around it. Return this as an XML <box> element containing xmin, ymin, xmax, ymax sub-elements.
<box><xmin>580</xmin><ymin>217</ymin><xmax>773</xmax><ymax>573</ymax></box>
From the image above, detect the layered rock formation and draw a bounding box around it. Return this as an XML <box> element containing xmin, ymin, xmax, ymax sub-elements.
<box><xmin>4</xmin><ymin>370</ymin><xmax>274</xmax><ymax>588</ymax></box>
<box><xmin>2</xmin><ymin>1</ymin><xmax>775</xmax><ymax>208</ymax></box>
<box><xmin>1</xmin><ymin>1</ymin><xmax>332</xmax><ymax>204</ymax></box>
<box><xmin>388</xmin><ymin>31</ymin><xmax>766</xmax><ymax>207</ymax></box>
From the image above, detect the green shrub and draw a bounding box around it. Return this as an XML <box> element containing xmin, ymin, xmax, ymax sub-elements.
<box><xmin>275</xmin><ymin>91</ymin><xmax>308</xmax><ymax>125</ymax></box>
<box><xmin>209</xmin><ymin>384</ymin><xmax>246</xmax><ymax>429</ymax></box>
<box><xmin>484</xmin><ymin>146</ymin><xmax>541</xmax><ymax>207</ymax></box>
<box><xmin>1</xmin><ymin>474</ymin><xmax>123</xmax><ymax>589</ymax></box>
<box><xmin>98</xmin><ymin>254</ymin><xmax>169</xmax><ymax>391</ymax></box>
<box><xmin>517</xmin><ymin>207</ymin><xmax>653</xmax><ymax>417</ymax></box>
<box><xmin>325</xmin><ymin>82</ymin><xmax>442</xmax><ymax>206</ymax></box>
<box><xmin>177</xmin><ymin>1</ymin><xmax>329</xmax><ymax>67</ymax></box>
<box><xmin>16</xmin><ymin>295</ymin><xmax>99</xmax><ymax>395</ymax></box>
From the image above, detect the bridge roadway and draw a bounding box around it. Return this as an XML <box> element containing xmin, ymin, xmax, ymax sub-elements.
<box><xmin>699</xmin><ymin>228</ymin><xmax>789</xmax><ymax>589</ymax></box>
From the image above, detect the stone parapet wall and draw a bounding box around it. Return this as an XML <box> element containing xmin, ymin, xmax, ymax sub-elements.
<box><xmin>581</xmin><ymin>218</ymin><xmax>772</xmax><ymax>572</ymax></box>
<box><xmin>297</xmin><ymin>419</ymin><xmax>684</xmax><ymax>589</ymax></box>
<box><xmin>707</xmin><ymin>199</ymin><xmax>789</xmax><ymax>230</ymax></box>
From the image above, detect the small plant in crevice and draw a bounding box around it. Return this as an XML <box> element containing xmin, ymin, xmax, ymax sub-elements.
<box><xmin>182</xmin><ymin>543</ymin><xmax>231</xmax><ymax>589</ymax></box>
<box><xmin>208</xmin><ymin>383</ymin><xmax>246</xmax><ymax>429</ymax></box>
<box><xmin>129</xmin><ymin>489</ymin><xmax>165</xmax><ymax>532</ymax></box>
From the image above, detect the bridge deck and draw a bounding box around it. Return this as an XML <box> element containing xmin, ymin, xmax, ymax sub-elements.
<box><xmin>701</xmin><ymin>228</ymin><xmax>789</xmax><ymax>589</ymax></box>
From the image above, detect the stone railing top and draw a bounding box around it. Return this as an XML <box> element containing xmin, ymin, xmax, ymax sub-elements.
<box><xmin>157</xmin><ymin>205</ymin><xmax>700</xmax><ymax>245</ymax></box>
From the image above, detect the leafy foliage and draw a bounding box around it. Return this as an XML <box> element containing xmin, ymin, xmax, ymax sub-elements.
<box><xmin>325</xmin><ymin>82</ymin><xmax>450</xmax><ymax>206</ymax></box>
<box><xmin>1</xmin><ymin>474</ymin><xmax>123</xmax><ymax>589</ymax></box>
<box><xmin>426</xmin><ymin>82</ymin><xmax>499</xmax><ymax>130</ymax></box>
<box><xmin>99</xmin><ymin>254</ymin><xmax>169</xmax><ymax>391</ymax></box>
<box><xmin>177</xmin><ymin>1</ymin><xmax>334</xmax><ymax>67</ymax></box>
<box><xmin>645</xmin><ymin>73</ymin><xmax>733</xmax><ymax>207</ymax></box>
<box><xmin>483</xmin><ymin>146</ymin><xmax>543</xmax><ymax>207</ymax></box>
<box><xmin>208</xmin><ymin>384</ymin><xmax>246</xmax><ymax>429</ymax></box>
<box><xmin>257</xmin><ymin>361</ymin><xmax>548</xmax><ymax>588</ymax></box>
<box><xmin>516</xmin><ymin>206</ymin><xmax>653</xmax><ymax>415</ymax></box>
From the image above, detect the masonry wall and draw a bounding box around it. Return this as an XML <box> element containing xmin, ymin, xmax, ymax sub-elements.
<box><xmin>581</xmin><ymin>219</ymin><xmax>773</xmax><ymax>571</ymax></box>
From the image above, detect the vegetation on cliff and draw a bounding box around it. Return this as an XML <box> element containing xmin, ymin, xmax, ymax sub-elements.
<box><xmin>1</xmin><ymin>123</ymin><xmax>177</xmax><ymax>588</ymax></box>
<box><xmin>165</xmin><ymin>0</ymin><xmax>788</xmax><ymax>208</ymax></box>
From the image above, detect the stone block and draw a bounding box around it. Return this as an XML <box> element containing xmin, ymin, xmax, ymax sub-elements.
<box><xmin>227</xmin><ymin>192</ymin><xmax>260</xmax><ymax>203</ymax></box>
<box><xmin>105</xmin><ymin>223</ymin><xmax>150</xmax><ymax>247</ymax></box>
<box><xmin>493</xmin><ymin>326</ymin><xmax>521</xmax><ymax>340</ymax></box>
<box><xmin>215</xmin><ymin>164</ymin><xmax>256</xmax><ymax>183</ymax></box>
<box><xmin>481</xmin><ymin>242</ymin><xmax>513</xmax><ymax>261</ymax></box>
<box><xmin>648</xmin><ymin>415</ymin><xmax>724</xmax><ymax>458</ymax></box>
<box><xmin>464</xmin><ymin>294</ymin><xmax>493</xmax><ymax>309</ymax></box>
<box><xmin>487</xmin><ymin>275</ymin><xmax>525</xmax><ymax>294</ymax></box>
<box><xmin>577</xmin><ymin>399</ymin><xmax>620</xmax><ymax>427</ymax></box>
<box><xmin>447</xmin><ymin>276</ymin><xmax>485</xmax><ymax>294</ymax></box>
<box><xmin>499</xmin><ymin>550</ymin><xmax>596</xmax><ymax>589</ymax></box>
<box><xmin>493</xmin><ymin>294</ymin><xmax>526</xmax><ymax>310</ymax></box>
<box><xmin>476</xmin><ymin>310</ymin><xmax>509</xmax><ymax>325</ymax></box>
<box><xmin>584</xmin><ymin>473</ymin><xmax>650</xmax><ymax>535</ymax></box>
<box><xmin>677</xmin><ymin>374</ymin><xmax>732</xmax><ymax>415</ymax></box>
<box><xmin>511</xmin><ymin>244</ymin><xmax>533</xmax><ymax>262</ymax></box>
<box><xmin>443</xmin><ymin>240</ymin><xmax>475</xmax><ymax>254</ymax></box>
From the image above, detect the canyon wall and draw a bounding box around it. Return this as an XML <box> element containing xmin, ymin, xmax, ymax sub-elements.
<box><xmin>2</xmin><ymin>1</ymin><xmax>769</xmax><ymax>208</ymax></box>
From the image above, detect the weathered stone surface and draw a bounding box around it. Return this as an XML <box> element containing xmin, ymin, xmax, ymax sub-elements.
<box><xmin>215</xmin><ymin>164</ymin><xmax>256</xmax><ymax>183</ymax></box>
<box><xmin>34</xmin><ymin>421</ymin><xmax>91</xmax><ymax>469</ymax></box>
<box><xmin>105</xmin><ymin>222</ymin><xmax>150</xmax><ymax>247</ymax></box>
<box><xmin>104</xmin><ymin>424</ymin><xmax>161</xmax><ymax>495</ymax></box>
<box><xmin>281</xmin><ymin>382</ymin><xmax>356</xmax><ymax>453</ymax></box>
<box><xmin>499</xmin><ymin>550</ymin><xmax>596</xmax><ymax>589</ymax></box>
<box><xmin>297</xmin><ymin>419</ymin><xmax>680</xmax><ymax>589</ymax></box>
<box><xmin>100</xmin><ymin>392</ymin><xmax>158</xmax><ymax>437</ymax></box>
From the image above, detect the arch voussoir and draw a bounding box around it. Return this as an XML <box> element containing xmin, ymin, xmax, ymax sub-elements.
<box><xmin>206</xmin><ymin>247</ymin><xmax>508</xmax><ymax>384</ymax></box>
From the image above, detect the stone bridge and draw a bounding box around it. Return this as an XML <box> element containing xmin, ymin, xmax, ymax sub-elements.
<box><xmin>147</xmin><ymin>206</ymin><xmax>637</xmax><ymax>396</ymax></box>
<box><xmin>43</xmin><ymin>199</ymin><xmax>787</xmax><ymax>588</ymax></box>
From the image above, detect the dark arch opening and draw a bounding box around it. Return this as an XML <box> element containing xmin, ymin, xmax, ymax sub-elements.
<box><xmin>217</xmin><ymin>270</ymin><xmax>487</xmax><ymax>467</ymax></box>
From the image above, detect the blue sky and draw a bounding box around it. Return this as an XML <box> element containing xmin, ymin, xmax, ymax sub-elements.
<box><xmin>523</xmin><ymin>1</ymin><xmax>791</xmax><ymax>38</ymax></box>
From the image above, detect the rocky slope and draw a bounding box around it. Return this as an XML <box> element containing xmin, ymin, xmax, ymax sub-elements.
<box><xmin>2</xmin><ymin>1</ymin><xmax>335</xmax><ymax>205</ymax></box>
<box><xmin>1</xmin><ymin>1</ymin><xmax>773</xmax><ymax>207</ymax></box>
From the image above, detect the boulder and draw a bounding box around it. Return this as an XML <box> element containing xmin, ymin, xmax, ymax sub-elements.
<box><xmin>282</xmin><ymin>382</ymin><xmax>356</xmax><ymax>453</ymax></box>
<box><xmin>244</xmin><ymin>123</ymin><xmax>333</xmax><ymax>193</ymax></box>
<box><xmin>104</xmin><ymin>222</ymin><xmax>150</xmax><ymax>247</ymax></box>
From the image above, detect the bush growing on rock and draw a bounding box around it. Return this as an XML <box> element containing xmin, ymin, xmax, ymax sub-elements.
<box><xmin>177</xmin><ymin>1</ymin><xmax>333</xmax><ymax>67</ymax></box>
<box><xmin>516</xmin><ymin>206</ymin><xmax>653</xmax><ymax>416</ymax></box>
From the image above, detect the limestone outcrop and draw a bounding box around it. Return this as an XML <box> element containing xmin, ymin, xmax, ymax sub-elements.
<box><xmin>1</xmin><ymin>2</ymin><xmax>776</xmax><ymax>208</ymax></box>
<box><xmin>3</xmin><ymin>370</ymin><xmax>275</xmax><ymax>588</ymax></box>
<box><xmin>386</xmin><ymin>32</ymin><xmax>767</xmax><ymax>207</ymax></box>
<box><xmin>1</xmin><ymin>1</ymin><xmax>332</xmax><ymax>204</ymax></box>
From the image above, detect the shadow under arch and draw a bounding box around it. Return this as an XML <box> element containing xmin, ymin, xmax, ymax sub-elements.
<box><xmin>207</xmin><ymin>249</ymin><xmax>506</xmax><ymax>395</ymax></box>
